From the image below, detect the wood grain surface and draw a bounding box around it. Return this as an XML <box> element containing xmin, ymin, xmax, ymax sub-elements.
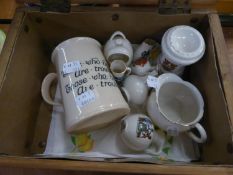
<box><xmin>0</xmin><ymin>1</ymin><xmax>17</xmax><ymax>19</ymax></box>
<box><xmin>0</xmin><ymin>157</ymin><xmax>233</xmax><ymax>175</ymax></box>
<box><xmin>0</xmin><ymin>0</ymin><xmax>18</xmax><ymax>33</ymax></box>
<box><xmin>15</xmin><ymin>0</ymin><xmax>217</xmax><ymax>5</ymax></box>
<box><xmin>223</xmin><ymin>27</ymin><xmax>233</xmax><ymax>70</ymax></box>
<box><xmin>209</xmin><ymin>14</ymin><xmax>233</xmax><ymax>135</ymax></box>
<box><xmin>1</xmin><ymin>1</ymin><xmax>233</xmax><ymax>175</ymax></box>
<box><xmin>14</xmin><ymin>0</ymin><xmax>233</xmax><ymax>13</ymax></box>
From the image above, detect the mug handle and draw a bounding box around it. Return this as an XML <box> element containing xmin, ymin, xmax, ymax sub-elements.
<box><xmin>110</xmin><ymin>31</ymin><xmax>126</xmax><ymax>40</ymax></box>
<box><xmin>125</xmin><ymin>67</ymin><xmax>131</xmax><ymax>76</ymax></box>
<box><xmin>187</xmin><ymin>123</ymin><xmax>207</xmax><ymax>143</ymax></box>
<box><xmin>41</xmin><ymin>73</ymin><xmax>62</xmax><ymax>106</ymax></box>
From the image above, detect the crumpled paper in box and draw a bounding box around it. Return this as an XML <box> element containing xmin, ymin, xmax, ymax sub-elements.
<box><xmin>41</xmin><ymin>85</ymin><xmax>200</xmax><ymax>163</ymax></box>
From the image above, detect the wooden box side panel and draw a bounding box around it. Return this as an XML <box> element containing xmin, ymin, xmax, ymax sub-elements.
<box><xmin>0</xmin><ymin>11</ymin><xmax>50</xmax><ymax>155</ymax></box>
<box><xmin>0</xmin><ymin>157</ymin><xmax>233</xmax><ymax>175</ymax></box>
<box><xmin>189</xmin><ymin>19</ymin><xmax>233</xmax><ymax>163</ymax></box>
<box><xmin>209</xmin><ymin>14</ymin><xmax>233</xmax><ymax>140</ymax></box>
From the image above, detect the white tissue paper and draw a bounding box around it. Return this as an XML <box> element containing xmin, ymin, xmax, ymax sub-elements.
<box><xmin>40</xmin><ymin>85</ymin><xmax>200</xmax><ymax>163</ymax></box>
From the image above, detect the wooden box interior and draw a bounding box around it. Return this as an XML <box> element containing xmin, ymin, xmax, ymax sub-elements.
<box><xmin>0</xmin><ymin>10</ymin><xmax>232</xmax><ymax>165</ymax></box>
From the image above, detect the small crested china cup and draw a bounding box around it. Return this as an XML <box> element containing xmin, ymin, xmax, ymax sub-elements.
<box><xmin>104</xmin><ymin>31</ymin><xmax>133</xmax><ymax>66</ymax></box>
<box><xmin>121</xmin><ymin>75</ymin><xmax>148</xmax><ymax>105</ymax></box>
<box><xmin>120</xmin><ymin>114</ymin><xmax>165</xmax><ymax>152</ymax></box>
<box><xmin>133</xmin><ymin>39</ymin><xmax>157</xmax><ymax>61</ymax></box>
<box><xmin>131</xmin><ymin>57</ymin><xmax>154</xmax><ymax>76</ymax></box>
<box><xmin>110</xmin><ymin>60</ymin><xmax>131</xmax><ymax>81</ymax></box>
<box><xmin>147</xmin><ymin>73</ymin><xmax>207</xmax><ymax>143</ymax></box>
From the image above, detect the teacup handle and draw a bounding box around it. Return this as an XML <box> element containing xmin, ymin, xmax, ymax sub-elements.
<box><xmin>187</xmin><ymin>123</ymin><xmax>207</xmax><ymax>143</ymax></box>
<box><xmin>110</xmin><ymin>31</ymin><xmax>126</xmax><ymax>40</ymax></box>
<box><xmin>41</xmin><ymin>73</ymin><xmax>62</xmax><ymax>106</ymax></box>
<box><xmin>125</xmin><ymin>67</ymin><xmax>131</xmax><ymax>76</ymax></box>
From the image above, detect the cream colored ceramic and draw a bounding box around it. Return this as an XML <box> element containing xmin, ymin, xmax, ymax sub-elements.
<box><xmin>159</xmin><ymin>25</ymin><xmax>205</xmax><ymax>74</ymax></box>
<box><xmin>41</xmin><ymin>37</ymin><xmax>130</xmax><ymax>134</ymax></box>
<box><xmin>131</xmin><ymin>57</ymin><xmax>154</xmax><ymax>76</ymax></box>
<box><xmin>104</xmin><ymin>31</ymin><xmax>133</xmax><ymax>66</ymax></box>
<box><xmin>121</xmin><ymin>75</ymin><xmax>148</xmax><ymax>105</ymax></box>
<box><xmin>120</xmin><ymin>114</ymin><xmax>154</xmax><ymax>151</ymax></box>
<box><xmin>120</xmin><ymin>114</ymin><xmax>165</xmax><ymax>152</ymax></box>
<box><xmin>110</xmin><ymin>60</ymin><xmax>131</xmax><ymax>81</ymax></box>
<box><xmin>147</xmin><ymin>73</ymin><xmax>207</xmax><ymax>143</ymax></box>
<box><xmin>133</xmin><ymin>39</ymin><xmax>157</xmax><ymax>61</ymax></box>
<box><xmin>158</xmin><ymin>56</ymin><xmax>185</xmax><ymax>76</ymax></box>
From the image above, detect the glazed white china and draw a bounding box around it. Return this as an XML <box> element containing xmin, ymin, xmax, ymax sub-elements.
<box><xmin>147</xmin><ymin>73</ymin><xmax>207</xmax><ymax>143</ymax></box>
<box><xmin>104</xmin><ymin>31</ymin><xmax>133</xmax><ymax>66</ymax></box>
<box><xmin>148</xmin><ymin>42</ymin><xmax>161</xmax><ymax>64</ymax></box>
<box><xmin>110</xmin><ymin>60</ymin><xmax>131</xmax><ymax>81</ymax></box>
<box><xmin>158</xmin><ymin>57</ymin><xmax>185</xmax><ymax>76</ymax></box>
<box><xmin>159</xmin><ymin>25</ymin><xmax>205</xmax><ymax>74</ymax></box>
<box><xmin>120</xmin><ymin>114</ymin><xmax>165</xmax><ymax>152</ymax></box>
<box><xmin>133</xmin><ymin>39</ymin><xmax>157</xmax><ymax>61</ymax></box>
<box><xmin>131</xmin><ymin>57</ymin><xmax>154</xmax><ymax>76</ymax></box>
<box><xmin>121</xmin><ymin>75</ymin><xmax>148</xmax><ymax>105</ymax></box>
<box><xmin>41</xmin><ymin>37</ymin><xmax>130</xmax><ymax>134</ymax></box>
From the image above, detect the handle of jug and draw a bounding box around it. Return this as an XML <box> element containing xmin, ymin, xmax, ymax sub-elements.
<box><xmin>187</xmin><ymin>123</ymin><xmax>207</xmax><ymax>143</ymax></box>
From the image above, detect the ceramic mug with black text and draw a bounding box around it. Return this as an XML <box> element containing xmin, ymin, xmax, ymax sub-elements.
<box><xmin>41</xmin><ymin>37</ymin><xmax>130</xmax><ymax>133</ymax></box>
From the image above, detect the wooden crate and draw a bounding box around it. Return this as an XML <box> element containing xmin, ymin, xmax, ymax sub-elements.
<box><xmin>1</xmin><ymin>1</ymin><xmax>233</xmax><ymax>174</ymax></box>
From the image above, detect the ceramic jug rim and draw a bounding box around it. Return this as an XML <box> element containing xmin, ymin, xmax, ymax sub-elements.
<box><xmin>155</xmin><ymin>80</ymin><xmax>204</xmax><ymax>127</ymax></box>
<box><xmin>51</xmin><ymin>37</ymin><xmax>101</xmax><ymax>63</ymax></box>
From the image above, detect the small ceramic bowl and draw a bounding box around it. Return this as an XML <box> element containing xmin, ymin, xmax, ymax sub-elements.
<box><xmin>120</xmin><ymin>114</ymin><xmax>154</xmax><ymax>151</ymax></box>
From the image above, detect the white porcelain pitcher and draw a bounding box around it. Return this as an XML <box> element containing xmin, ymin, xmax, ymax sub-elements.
<box><xmin>147</xmin><ymin>73</ymin><xmax>207</xmax><ymax>143</ymax></box>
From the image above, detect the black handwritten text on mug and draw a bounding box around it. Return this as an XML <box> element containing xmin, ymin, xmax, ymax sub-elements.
<box><xmin>65</xmin><ymin>78</ymin><xmax>88</xmax><ymax>93</ymax></box>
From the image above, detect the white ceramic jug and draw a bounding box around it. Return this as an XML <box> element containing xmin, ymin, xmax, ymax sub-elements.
<box><xmin>147</xmin><ymin>73</ymin><xmax>207</xmax><ymax>143</ymax></box>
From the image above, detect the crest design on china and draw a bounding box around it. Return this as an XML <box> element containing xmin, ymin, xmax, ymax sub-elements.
<box><xmin>162</xmin><ymin>58</ymin><xmax>177</xmax><ymax>71</ymax></box>
<box><xmin>136</xmin><ymin>117</ymin><xmax>154</xmax><ymax>139</ymax></box>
